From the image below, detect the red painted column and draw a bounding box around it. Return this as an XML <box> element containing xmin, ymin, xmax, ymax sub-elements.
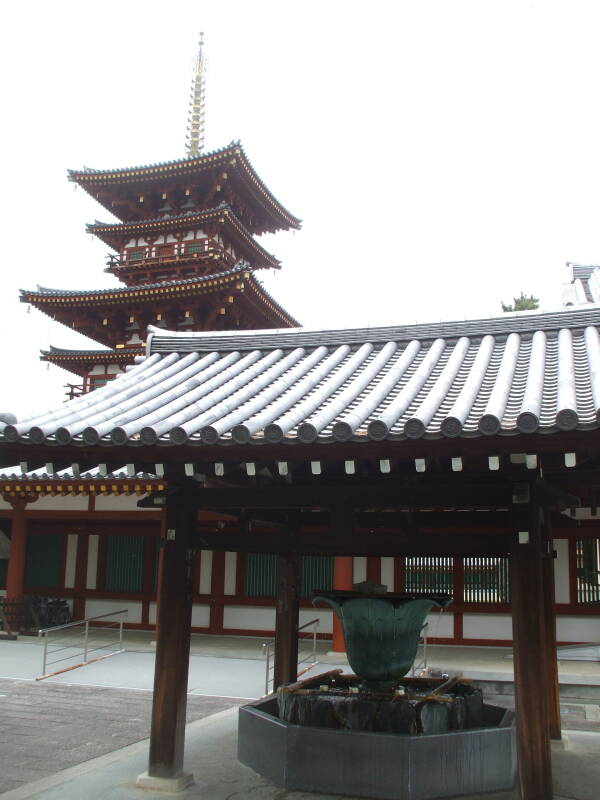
<box><xmin>5</xmin><ymin>499</ymin><xmax>29</xmax><ymax>600</ymax></box>
<box><xmin>331</xmin><ymin>556</ymin><xmax>353</xmax><ymax>652</ymax></box>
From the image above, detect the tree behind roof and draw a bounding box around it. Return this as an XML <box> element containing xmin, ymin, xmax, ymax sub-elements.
<box><xmin>501</xmin><ymin>292</ymin><xmax>539</xmax><ymax>313</ymax></box>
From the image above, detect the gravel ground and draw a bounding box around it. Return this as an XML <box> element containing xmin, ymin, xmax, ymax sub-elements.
<box><xmin>0</xmin><ymin>678</ymin><xmax>245</xmax><ymax>795</ymax></box>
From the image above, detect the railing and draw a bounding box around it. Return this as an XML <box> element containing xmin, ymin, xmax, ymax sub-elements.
<box><xmin>105</xmin><ymin>243</ymin><xmax>236</xmax><ymax>271</ymax></box>
<box><xmin>412</xmin><ymin>622</ymin><xmax>429</xmax><ymax>677</ymax></box>
<box><xmin>37</xmin><ymin>610</ymin><xmax>127</xmax><ymax>681</ymax></box>
<box><xmin>262</xmin><ymin>617</ymin><xmax>320</xmax><ymax>695</ymax></box>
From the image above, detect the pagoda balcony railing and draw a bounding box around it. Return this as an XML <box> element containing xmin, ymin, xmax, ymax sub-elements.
<box><xmin>106</xmin><ymin>242</ymin><xmax>237</xmax><ymax>271</ymax></box>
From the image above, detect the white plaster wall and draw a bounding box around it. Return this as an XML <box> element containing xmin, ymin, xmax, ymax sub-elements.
<box><xmin>353</xmin><ymin>556</ymin><xmax>367</xmax><ymax>584</ymax></box>
<box><xmin>426</xmin><ymin>612</ymin><xmax>454</xmax><ymax>638</ymax></box>
<box><xmin>85</xmin><ymin>598</ymin><xmax>142</xmax><ymax>624</ymax></box>
<box><xmin>223</xmin><ymin>605</ymin><xmax>275</xmax><ymax>631</ymax></box>
<box><xmin>0</xmin><ymin>497</ymin><xmax>11</xmax><ymax>509</ymax></box>
<box><xmin>556</xmin><ymin>616</ymin><xmax>600</xmax><ymax>643</ymax></box>
<box><xmin>224</xmin><ymin>552</ymin><xmax>237</xmax><ymax>595</ymax></box>
<box><xmin>199</xmin><ymin>550</ymin><xmax>212</xmax><ymax>594</ymax></box>
<box><xmin>90</xmin><ymin>364</ymin><xmax>106</xmax><ymax>375</ymax></box>
<box><xmin>149</xmin><ymin>602</ymin><xmax>157</xmax><ymax>625</ymax></box>
<box><xmin>33</xmin><ymin>496</ymin><xmax>89</xmax><ymax>511</ymax></box>
<box><xmin>106</xmin><ymin>364</ymin><xmax>123</xmax><ymax>374</ymax></box>
<box><xmin>300</xmin><ymin>608</ymin><xmax>333</xmax><ymax>634</ymax></box>
<box><xmin>64</xmin><ymin>534</ymin><xmax>78</xmax><ymax>589</ymax></box>
<box><xmin>191</xmin><ymin>605</ymin><xmax>210</xmax><ymax>628</ymax></box>
<box><xmin>86</xmin><ymin>535</ymin><xmax>99</xmax><ymax>589</ymax></box>
<box><xmin>565</xmin><ymin>508</ymin><xmax>600</xmax><ymax>521</ymax></box>
<box><xmin>94</xmin><ymin>494</ymin><xmax>153</xmax><ymax>511</ymax></box>
<box><xmin>553</xmin><ymin>538</ymin><xmax>570</xmax><ymax>604</ymax></box>
<box><xmin>380</xmin><ymin>557</ymin><xmax>394</xmax><ymax>591</ymax></box>
<box><xmin>463</xmin><ymin>613</ymin><xmax>513</xmax><ymax>640</ymax></box>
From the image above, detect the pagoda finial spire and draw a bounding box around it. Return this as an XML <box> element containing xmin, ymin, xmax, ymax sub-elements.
<box><xmin>185</xmin><ymin>33</ymin><xmax>207</xmax><ymax>158</ymax></box>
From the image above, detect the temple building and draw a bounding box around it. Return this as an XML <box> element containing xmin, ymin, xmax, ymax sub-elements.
<box><xmin>1</xmin><ymin>38</ymin><xmax>599</xmax><ymax>668</ymax></box>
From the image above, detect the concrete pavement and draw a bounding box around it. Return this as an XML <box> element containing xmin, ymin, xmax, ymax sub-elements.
<box><xmin>1</xmin><ymin>632</ymin><xmax>599</xmax><ymax>799</ymax></box>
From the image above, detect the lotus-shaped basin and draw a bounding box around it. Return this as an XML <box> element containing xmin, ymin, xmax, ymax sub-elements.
<box><xmin>313</xmin><ymin>590</ymin><xmax>452</xmax><ymax>685</ymax></box>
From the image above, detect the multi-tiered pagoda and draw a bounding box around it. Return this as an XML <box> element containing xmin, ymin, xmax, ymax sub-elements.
<box><xmin>22</xmin><ymin>40</ymin><xmax>300</xmax><ymax>394</ymax></box>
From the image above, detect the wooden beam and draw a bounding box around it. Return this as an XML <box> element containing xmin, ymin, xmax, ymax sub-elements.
<box><xmin>192</xmin><ymin>528</ymin><xmax>509</xmax><ymax>557</ymax></box>
<box><xmin>273</xmin><ymin>551</ymin><xmax>300</xmax><ymax>689</ymax></box>
<box><xmin>144</xmin><ymin>484</ymin><xmax>195</xmax><ymax>785</ymax></box>
<box><xmin>510</xmin><ymin>492</ymin><xmax>553</xmax><ymax>800</ymax></box>
<box><xmin>193</xmin><ymin>482</ymin><xmax>513</xmax><ymax>510</ymax></box>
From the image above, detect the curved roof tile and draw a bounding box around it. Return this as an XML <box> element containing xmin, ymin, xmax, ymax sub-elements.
<box><xmin>4</xmin><ymin>307</ymin><xmax>600</xmax><ymax>448</ymax></box>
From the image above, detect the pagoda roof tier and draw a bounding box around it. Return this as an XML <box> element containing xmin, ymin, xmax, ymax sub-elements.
<box><xmin>3</xmin><ymin>306</ymin><xmax>600</xmax><ymax>449</ymax></box>
<box><xmin>21</xmin><ymin>267</ymin><xmax>300</xmax><ymax>348</ymax></box>
<box><xmin>89</xmin><ymin>203</ymin><xmax>280</xmax><ymax>270</ymax></box>
<box><xmin>68</xmin><ymin>142</ymin><xmax>301</xmax><ymax>235</ymax></box>
<box><xmin>40</xmin><ymin>346</ymin><xmax>135</xmax><ymax>377</ymax></box>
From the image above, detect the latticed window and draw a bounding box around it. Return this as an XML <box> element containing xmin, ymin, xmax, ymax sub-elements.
<box><xmin>187</xmin><ymin>243</ymin><xmax>203</xmax><ymax>254</ymax></box>
<box><xmin>244</xmin><ymin>554</ymin><xmax>333</xmax><ymax>598</ymax></box>
<box><xmin>464</xmin><ymin>557</ymin><xmax>511</xmax><ymax>603</ymax></box>
<box><xmin>105</xmin><ymin>536</ymin><xmax>144</xmax><ymax>592</ymax></box>
<box><xmin>25</xmin><ymin>533</ymin><xmax>62</xmax><ymax>588</ymax></box>
<box><xmin>127</xmin><ymin>250</ymin><xmax>144</xmax><ymax>261</ymax></box>
<box><xmin>576</xmin><ymin>538</ymin><xmax>600</xmax><ymax>604</ymax></box>
<box><xmin>404</xmin><ymin>557</ymin><xmax>453</xmax><ymax>594</ymax></box>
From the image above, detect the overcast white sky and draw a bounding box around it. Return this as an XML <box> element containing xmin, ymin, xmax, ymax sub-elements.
<box><xmin>1</xmin><ymin>0</ymin><xmax>599</xmax><ymax>415</ymax></box>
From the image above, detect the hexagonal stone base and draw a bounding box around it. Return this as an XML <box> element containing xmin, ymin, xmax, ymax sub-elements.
<box><xmin>238</xmin><ymin>697</ymin><xmax>515</xmax><ymax>800</ymax></box>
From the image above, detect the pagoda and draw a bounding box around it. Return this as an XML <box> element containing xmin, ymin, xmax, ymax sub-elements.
<box><xmin>22</xmin><ymin>37</ymin><xmax>300</xmax><ymax>395</ymax></box>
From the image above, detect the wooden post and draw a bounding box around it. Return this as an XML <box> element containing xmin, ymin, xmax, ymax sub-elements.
<box><xmin>541</xmin><ymin>513</ymin><xmax>562</xmax><ymax>740</ymax></box>
<box><xmin>510</xmin><ymin>485</ymin><xmax>553</xmax><ymax>800</ymax></box>
<box><xmin>5</xmin><ymin>500</ymin><xmax>29</xmax><ymax>600</ymax></box>
<box><xmin>137</xmin><ymin>484</ymin><xmax>196</xmax><ymax>791</ymax></box>
<box><xmin>332</xmin><ymin>556</ymin><xmax>353</xmax><ymax>652</ymax></box>
<box><xmin>73</xmin><ymin>534</ymin><xmax>89</xmax><ymax>621</ymax></box>
<box><xmin>273</xmin><ymin>552</ymin><xmax>300</xmax><ymax>689</ymax></box>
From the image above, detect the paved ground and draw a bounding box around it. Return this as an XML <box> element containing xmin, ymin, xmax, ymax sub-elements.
<box><xmin>1</xmin><ymin>633</ymin><xmax>599</xmax><ymax>799</ymax></box>
<box><xmin>0</xmin><ymin>678</ymin><xmax>246</xmax><ymax>795</ymax></box>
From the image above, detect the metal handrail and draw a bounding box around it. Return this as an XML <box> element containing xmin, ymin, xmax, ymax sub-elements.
<box><xmin>37</xmin><ymin>609</ymin><xmax>127</xmax><ymax>680</ymax></box>
<box><xmin>412</xmin><ymin>622</ymin><xmax>429</xmax><ymax>677</ymax></box>
<box><xmin>262</xmin><ymin>617</ymin><xmax>320</xmax><ymax>695</ymax></box>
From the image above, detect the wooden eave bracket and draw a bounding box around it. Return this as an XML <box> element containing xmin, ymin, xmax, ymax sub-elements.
<box><xmin>535</xmin><ymin>480</ymin><xmax>581</xmax><ymax>511</ymax></box>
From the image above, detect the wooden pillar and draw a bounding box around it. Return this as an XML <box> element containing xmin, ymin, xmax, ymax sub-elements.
<box><xmin>332</xmin><ymin>556</ymin><xmax>353</xmax><ymax>652</ymax></box>
<box><xmin>5</xmin><ymin>499</ymin><xmax>29</xmax><ymax>600</ymax></box>
<box><xmin>273</xmin><ymin>552</ymin><xmax>300</xmax><ymax>689</ymax></box>
<box><xmin>209</xmin><ymin>551</ymin><xmax>225</xmax><ymax>633</ymax></box>
<box><xmin>542</xmin><ymin>515</ymin><xmax>561</xmax><ymax>740</ymax></box>
<box><xmin>138</xmin><ymin>484</ymin><xmax>196</xmax><ymax>790</ymax></box>
<box><xmin>510</xmin><ymin>486</ymin><xmax>553</xmax><ymax>800</ymax></box>
<box><xmin>151</xmin><ymin>511</ymin><xmax>167</xmax><ymax>643</ymax></box>
<box><xmin>73</xmin><ymin>534</ymin><xmax>89</xmax><ymax>621</ymax></box>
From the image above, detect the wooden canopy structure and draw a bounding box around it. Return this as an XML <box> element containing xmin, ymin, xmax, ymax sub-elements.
<box><xmin>3</xmin><ymin>306</ymin><xmax>600</xmax><ymax>798</ymax></box>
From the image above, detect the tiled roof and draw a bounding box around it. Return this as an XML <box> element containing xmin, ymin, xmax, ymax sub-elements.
<box><xmin>21</xmin><ymin>267</ymin><xmax>299</xmax><ymax>327</ymax></box>
<box><xmin>68</xmin><ymin>142</ymin><xmax>301</xmax><ymax>233</ymax></box>
<box><xmin>3</xmin><ymin>306</ymin><xmax>600</xmax><ymax>448</ymax></box>
<box><xmin>0</xmin><ymin>464</ymin><xmax>157</xmax><ymax>481</ymax></box>
<box><xmin>563</xmin><ymin>262</ymin><xmax>600</xmax><ymax>306</ymax></box>
<box><xmin>41</xmin><ymin>346</ymin><xmax>128</xmax><ymax>358</ymax></box>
